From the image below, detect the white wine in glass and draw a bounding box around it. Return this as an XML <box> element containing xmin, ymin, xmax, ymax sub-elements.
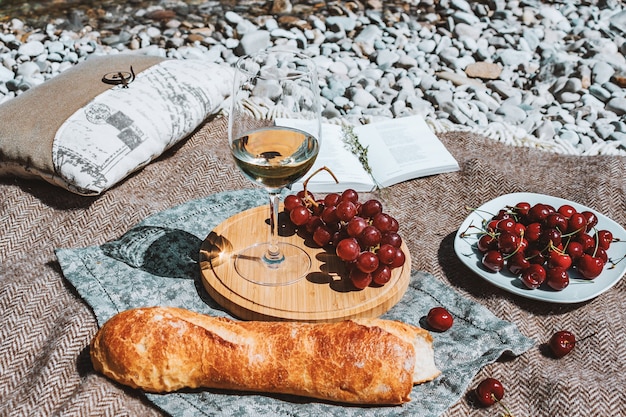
<box><xmin>228</xmin><ymin>49</ymin><xmax>321</xmax><ymax>286</ymax></box>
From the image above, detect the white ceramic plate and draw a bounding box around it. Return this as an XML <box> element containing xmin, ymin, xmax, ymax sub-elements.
<box><xmin>454</xmin><ymin>192</ymin><xmax>626</xmax><ymax>303</ymax></box>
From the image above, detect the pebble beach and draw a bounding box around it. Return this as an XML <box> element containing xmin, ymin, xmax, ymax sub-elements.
<box><xmin>2</xmin><ymin>0</ymin><xmax>626</xmax><ymax>156</ymax></box>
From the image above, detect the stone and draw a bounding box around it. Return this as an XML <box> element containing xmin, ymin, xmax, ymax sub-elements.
<box><xmin>236</xmin><ymin>30</ymin><xmax>271</xmax><ymax>56</ymax></box>
<box><xmin>465</xmin><ymin>62</ymin><xmax>502</xmax><ymax>80</ymax></box>
<box><xmin>592</xmin><ymin>61</ymin><xmax>615</xmax><ymax>85</ymax></box>
<box><xmin>17</xmin><ymin>41</ymin><xmax>45</xmax><ymax>57</ymax></box>
<box><xmin>606</xmin><ymin>97</ymin><xmax>626</xmax><ymax>115</ymax></box>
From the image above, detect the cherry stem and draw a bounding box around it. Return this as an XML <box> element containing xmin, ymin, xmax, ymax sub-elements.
<box><xmin>492</xmin><ymin>395</ymin><xmax>516</xmax><ymax>417</ymax></box>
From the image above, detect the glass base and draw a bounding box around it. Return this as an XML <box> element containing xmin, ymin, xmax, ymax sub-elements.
<box><xmin>233</xmin><ymin>242</ymin><xmax>311</xmax><ymax>286</ymax></box>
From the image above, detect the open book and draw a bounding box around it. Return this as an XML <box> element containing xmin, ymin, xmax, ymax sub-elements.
<box><xmin>283</xmin><ymin>115</ymin><xmax>459</xmax><ymax>193</ymax></box>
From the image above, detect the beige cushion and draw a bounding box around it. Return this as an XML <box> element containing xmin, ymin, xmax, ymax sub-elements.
<box><xmin>0</xmin><ymin>54</ymin><xmax>233</xmax><ymax>195</ymax></box>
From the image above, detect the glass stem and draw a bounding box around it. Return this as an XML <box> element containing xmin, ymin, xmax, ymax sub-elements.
<box><xmin>264</xmin><ymin>192</ymin><xmax>284</xmax><ymax>264</ymax></box>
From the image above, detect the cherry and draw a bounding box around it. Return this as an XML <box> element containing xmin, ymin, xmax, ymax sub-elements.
<box><xmin>426</xmin><ymin>307</ymin><xmax>454</xmax><ymax>332</ymax></box>
<box><xmin>497</xmin><ymin>218</ymin><xmax>517</xmax><ymax>234</ymax></box>
<box><xmin>565</xmin><ymin>241</ymin><xmax>584</xmax><ymax>260</ymax></box>
<box><xmin>477</xmin><ymin>234</ymin><xmax>497</xmax><ymax>253</ymax></box>
<box><xmin>549</xmin><ymin>330</ymin><xmax>576</xmax><ymax>358</ymax></box>
<box><xmin>546</xmin><ymin>266</ymin><xmax>569</xmax><ymax>290</ymax></box>
<box><xmin>524</xmin><ymin>222</ymin><xmax>542</xmax><ymax>242</ymax></box>
<box><xmin>520</xmin><ymin>264</ymin><xmax>546</xmax><ymax>289</ymax></box>
<box><xmin>539</xmin><ymin>227</ymin><xmax>562</xmax><ymax>248</ymax></box>
<box><xmin>507</xmin><ymin>252</ymin><xmax>530</xmax><ymax>275</ymax></box>
<box><xmin>526</xmin><ymin>247</ymin><xmax>546</xmax><ymax>265</ymax></box>
<box><xmin>528</xmin><ymin>203</ymin><xmax>551</xmax><ymax>223</ymax></box>
<box><xmin>475</xmin><ymin>378</ymin><xmax>505</xmax><ymax>407</ymax></box>
<box><xmin>545</xmin><ymin>212</ymin><xmax>568</xmax><ymax>232</ymax></box>
<box><xmin>513</xmin><ymin>201</ymin><xmax>531</xmax><ymax>217</ymax></box>
<box><xmin>582</xmin><ymin>210</ymin><xmax>598</xmax><ymax>231</ymax></box>
<box><xmin>596</xmin><ymin>229</ymin><xmax>613</xmax><ymax>250</ymax></box>
<box><xmin>567</xmin><ymin>212</ymin><xmax>587</xmax><ymax>234</ymax></box>
<box><xmin>497</xmin><ymin>231</ymin><xmax>520</xmax><ymax>254</ymax></box>
<box><xmin>482</xmin><ymin>250</ymin><xmax>504</xmax><ymax>272</ymax></box>
<box><xmin>575</xmin><ymin>233</ymin><xmax>595</xmax><ymax>251</ymax></box>
<box><xmin>548</xmin><ymin>250</ymin><xmax>572</xmax><ymax>269</ymax></box>
<box><xmin>576</xmin><ymin>253</ymin><xmax>604</xmax><ymax>279</ymax></box>
<box><xmin>558</xmin><ymin>204</ymin><xmax>576</xmax><ymax>218</ymax></box>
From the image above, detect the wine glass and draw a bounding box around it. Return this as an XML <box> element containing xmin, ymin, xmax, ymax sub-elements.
<box><xmin>228</xmin><ymin>49</ymin><xmax>321</xmax><ymax>286</ymax></box>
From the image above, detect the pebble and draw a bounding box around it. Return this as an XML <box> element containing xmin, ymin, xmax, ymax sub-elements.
<box><xmin>0</xmin><ymin>0</ymin><xmax>625</xmax><ymax>155</ymax></box>
<box><xmin>465</xmin><ymin>62</ymin><xmax>502</xmax><ymax>80</ymax></box>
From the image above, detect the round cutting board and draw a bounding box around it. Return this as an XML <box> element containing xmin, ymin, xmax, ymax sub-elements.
<box><xmin>199</xmin><ymin>205</ymin><xmax>411</xmax><ymax>322</ymax></box>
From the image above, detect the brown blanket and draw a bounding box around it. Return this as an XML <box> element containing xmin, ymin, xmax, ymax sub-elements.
<box><xmin>1</xmin><ymin>115</ymin><xmax>625</xmax><ymax>416</ymax></box>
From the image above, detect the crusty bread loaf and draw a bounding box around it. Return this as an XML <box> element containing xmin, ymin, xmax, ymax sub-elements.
<box><xmin>90</xmin><ymin>306</ymin><xmax>440</xmax><ymax>405</ymax></box>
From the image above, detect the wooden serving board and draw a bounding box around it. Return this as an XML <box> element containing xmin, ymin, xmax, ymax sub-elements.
<box><xmin>199</xmin><ymin>205</ymin><xmax>411</xmax><ymax>322</ymax></box>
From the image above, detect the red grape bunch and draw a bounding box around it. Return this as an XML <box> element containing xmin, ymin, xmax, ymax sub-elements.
<box><xmin>283</xmin><ymin>188</ymin><xmax>406</xmax><ymax>290</ymax></box>
<box><xmin>462</xmin><ymin>200</ymin><xmax>620</xmax><ymax>291</ymax></box>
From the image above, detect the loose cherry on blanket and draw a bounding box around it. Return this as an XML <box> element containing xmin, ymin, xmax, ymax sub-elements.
<box><xmin>474</xmin><ymin>378</ymin><xmax>516</xmax><ymax>416</ymax></box>
<box><xmin>426</xmin><ymin>307</ymin><xmax>454</xmax><ymax>332</ymax></box>
<box><xmin>549</xmin><ymin>330</ymin><xmax>576</xmax><ymax>358</ymax></box>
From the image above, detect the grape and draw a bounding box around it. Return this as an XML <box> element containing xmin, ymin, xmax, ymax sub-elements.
<box><xmin>372</xmin><ymin>213</ymin><xmax>393</xmax><ymax>233</ymax></box>
<box><xmin>283</xmin><ymin>190</ymin><xmax>405</xmax><ymax>290</ymax></box>
<box><xmin>313</xmin><ymin>226</ymin><xmax>332</xmax><ymax>247</ymax></box>
<box><xmin>390</xmin><ymin>248</ymin><xmax>406</xmax><ymax>268</ymax></box>
<box><xmin>360</xmin><ymin>199</ymin><xmax>383</xmax><ymax>217</ymax></box>
<box><xmin>336</xmin><ymin>238</ymin><xmax>360</xmax><ymax>262</ymax></box>
<box><xmin>336</xmin><ymin>200</ymin><xmax>357</xmax><ymax>222</ymax></box>
<box><xmin>377</xmin><ymin>243</ymin><xmax>396</xmax><ymax>265</ymax></box>
<box><xmin>356</xmin><ymin>251</ymin><xmax>379</xmax><ymax>273</ymax></box>
<box><xmin>289</xmin><ymin>205</ymin><xmax>311</xmax><ymax>226</ymax></box>
<box><xmin>359</xmin><ymin>225</ymin><xmax>382</xmax><ymax>248</ymax></box>
<box><xmin>381</xmin><ymin>231</ymin><xmax>402</xmax><ymax>248</ymax></box>
<box><xmin>324</xmin><ymin>193</ymin><xmax>341</xmax><ymax>207</ymax></box>
<box><xmin>341</xmin><ymin>189</ymin><xmax>359</xmax><ymax>203</ymax></box>
<box><xmin>321</xmin><ymin>205</ymin><xmax>339</xmax><ymax>224</ymax></box>
<box><xmin>372</xmin><ymin>265</ymin><xmax>392</xmax><ymax>285</ymax></box>
<box><xmin>346</xmin><ymin>216</ymin><xmax>368</xmax><ymax>237</ymax></box>
<box><xmin>284</xmin><ymin>194</ymin><xmax>303</xmax><ymax>212</ymax></box>
<box><xmin>349</xmin><ymin>268</ymin><xmax>372</xmax><ymax>289</ymax></box>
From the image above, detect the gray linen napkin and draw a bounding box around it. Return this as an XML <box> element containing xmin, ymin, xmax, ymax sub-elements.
<box><xmin>56</xmin><ymin>189</ymin><xmax>534</xmax><ymax>417</ymax></box>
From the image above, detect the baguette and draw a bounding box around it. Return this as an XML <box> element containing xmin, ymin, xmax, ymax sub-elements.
<box><xmin>90</xmin><ymin>306</ymin><xmax>440</xmax><ymax>405</ymax></box>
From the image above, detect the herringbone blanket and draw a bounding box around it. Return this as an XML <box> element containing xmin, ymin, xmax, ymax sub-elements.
<box><xmin>1</xmin><ymin>115</ymin><xmax>625</xmax><ymax>416</ymax></box>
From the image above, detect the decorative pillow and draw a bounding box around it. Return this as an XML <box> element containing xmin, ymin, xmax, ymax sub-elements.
<box><xmin>0</xmin><ymin>54</ymin><xmax>234</xmax><ymax>195</ymax></box>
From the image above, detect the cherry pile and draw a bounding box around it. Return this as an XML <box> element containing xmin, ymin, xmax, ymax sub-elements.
<box><xmin>283</xmin><ymin>189</ymin><xmax>406</xmax><ymax>289</ymax></box>
<box><xmin>464</xmin><ymin>200</ymin><xmax>619</xmax><ymax>291</ymax></box>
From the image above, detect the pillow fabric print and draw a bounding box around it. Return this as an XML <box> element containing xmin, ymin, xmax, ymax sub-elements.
<box><xmin>0</xmin><ymin>54</ymin><xmax>234</xmax><ymax>195</ymax></box>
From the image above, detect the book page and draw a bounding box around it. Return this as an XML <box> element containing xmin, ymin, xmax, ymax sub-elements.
<box><xmin>277</xmin><ymin>120</ymin><xmax>375</xmax><ymax>192</ymax></box>
<box><xmin>356</xmin><ymin>115</ymin><xmax>459</xmax><ymax>187</ymax></box>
